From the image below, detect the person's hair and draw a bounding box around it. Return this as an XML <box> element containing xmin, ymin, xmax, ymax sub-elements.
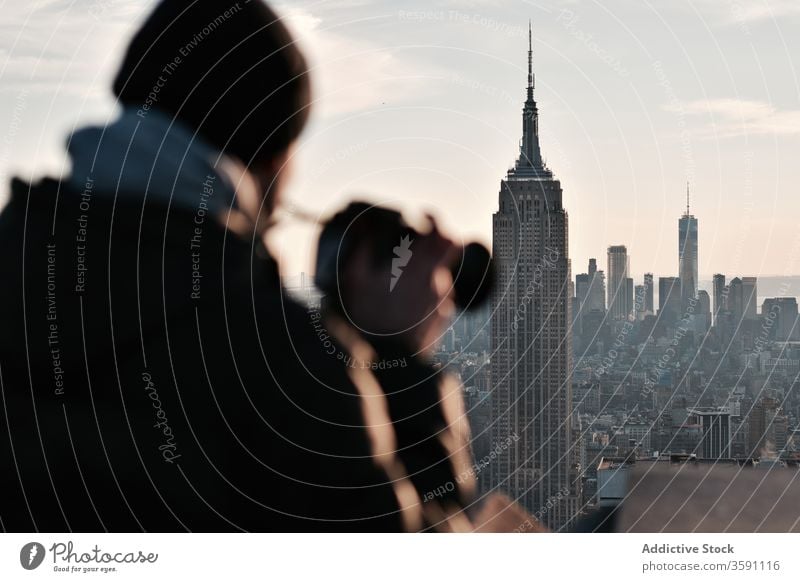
<box><xmin>113</xmin><ymin>0</ymin><xmax>311</xmax><ymax>166</ymax></box>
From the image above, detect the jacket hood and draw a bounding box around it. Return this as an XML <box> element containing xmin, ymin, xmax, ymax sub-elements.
<box><xmin>66</xmin><ymin>107</ymin><xmax>238</xmax><ymax>214</ymax></box>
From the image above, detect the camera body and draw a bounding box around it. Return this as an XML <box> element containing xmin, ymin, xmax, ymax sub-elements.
<box><xmin>315</xmin><ymin>201</ymin><xmax>493</xmax><ymax>312</ymax></box>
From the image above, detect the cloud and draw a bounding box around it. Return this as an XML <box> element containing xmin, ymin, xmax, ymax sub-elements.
<box><xmin>0</xmin><ymin>0</ymin><xmax>150</xmax><ymax>96</ymax></box>
<box><xmin>0</xmin><ymin>1</ymin><xmax>442</xmax><ymax>111</ymax></box>
<box><xmin>665</xmin><ymin>98</ymin><xmax>800</xmax><ymax>138</ymax></box>
<box><xmin>278</xmin><ymin>6</ymin><xmax>445</xmax><ymax>119</ymax></box>
<box><xmin>728</xmin><ymin>0</ymin><xmax>800</xmax><ymax>23</ymax></box>
<box><xmin>694</xmin><ymin>0</ymin><xmax>800</xmax><ymax>25</ymax></box>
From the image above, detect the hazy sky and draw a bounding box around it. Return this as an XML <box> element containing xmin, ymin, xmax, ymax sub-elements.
<box><xmin>1</xmin><ymin>0</ymin><xmax>799</xmax><ymax>284</ymax></box>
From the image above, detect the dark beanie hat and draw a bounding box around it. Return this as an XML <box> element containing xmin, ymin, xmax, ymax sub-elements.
<box><xmin>113</xmin><ymin>0</ymin><xmax>311</xmax><ymax>165</ymax></box>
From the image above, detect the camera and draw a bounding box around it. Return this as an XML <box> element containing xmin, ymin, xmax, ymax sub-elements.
<box><xmin>315</xmin><ymin>201</ymin><xmax>493</xmax><ymax>312</ymax></box>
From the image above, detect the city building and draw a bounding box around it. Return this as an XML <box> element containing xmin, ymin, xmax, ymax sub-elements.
<box><xmin>489</xmin><ymin>25</ymin><xmax>576</xmax><ymax>530</ymax></box>
<box><xmin>696</xmin><ymin>290</ymin><xmax>711</xmax><ymax>334</ymax></box>
<box><xmin>748</xmin><ymin>396</ymin><xmax>782</xmax><ymax>457</ymax></box>
<box><xmin>596</xmin><ymin>457</ymin><xmax>633</xmax><ymax>507</ymax></box>
<box><xmin>624</xmin><ymin>422</ymin><xmax>652</xmax><ymax>454</ymax></box>
<box><xmin>625</xmin><ymin>277</ymin><xmax>634</xmax><ymax>321</ymax></box>
<box><xmin>692</xmin><ymin>408</ymin><xmax>731</xmax><ymax>459</ymax></box>
<box><xmin>635</xmin><ymin>284</ymin><xmax>646</xmax><ymax>320</ymax></box>
<box><xmin>742</xmin><ymin>277</ymin><xmax>758</xmax><ymax>320</ymax></box>
<box><xmin>727</xmin><ymin>276</ymin><xmax>758</xmax><ymax>323</ymax></box>
<box><xmin>728</xmin><ymin>277</ymin><xmax>745</xmax><ymax>324</ymax></box>
<box><xmin>575</xmin><ymin>260</ymin><xmax>606</xmax><ymax>325</ymax></box>
<box><xmin>762</xmin><ymin>297</ymin><xmax>799</xmax><ymax>341</ymax></box>
<box><xmin>587</xmin><ymin>258</ymin><xmax>606</xmax><ymax>312</ymax></box>
<box><xmin>712</xmin><ymin>273</ymin><xmax>726</xmax><ymax>326</ymax></box>
<box><xmin>576</xmin><ymin>272</ymin><xmax>590</xmax><ymax>320</ymax></box>
<box><xmin>644</xmin><ymin>272</ymin><xmax>654</xmax><ymax>314</ymax></box>
<box><xmin>607</xmin><ymin>245</ymin><xmax>630</xmax><ymax>321</ymax></box>
<box><xmin>658</xmin><ymin>276</ymin><xmax>681</xmax><ymax>323</ymax></box>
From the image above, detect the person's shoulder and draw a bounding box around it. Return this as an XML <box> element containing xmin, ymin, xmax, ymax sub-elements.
<box><xmin>5</xmin><ymin>176</ymin><xmax>62</xmax><ymax>210</ymax></box>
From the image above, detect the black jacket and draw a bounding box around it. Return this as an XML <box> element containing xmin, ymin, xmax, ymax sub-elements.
<box><xmin>0</xmin><ymin>177</ymin><xmax>473</xmax><ymax>532</ymax></box>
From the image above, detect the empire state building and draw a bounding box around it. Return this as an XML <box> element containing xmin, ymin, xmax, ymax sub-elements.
<box><xmin>487</xmin><ymin>24</ymin><xmax>577</xmax><ymax>530</ymax></box>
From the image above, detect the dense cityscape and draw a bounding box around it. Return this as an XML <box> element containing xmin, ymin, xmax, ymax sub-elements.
<box><xmin>285</xmin><ymin>24</ymin><xmax>800</xmax><ymax>533</ymax></box>
<box><xmin>439</xmin><ymin>26</ymin><xmax>800</xmax><ymax>531</ymax></box>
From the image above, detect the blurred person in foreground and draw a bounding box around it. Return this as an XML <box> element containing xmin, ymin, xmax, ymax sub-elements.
<box><xmin>0</xmin><ymin>0</ymin><xmax>537</xmax><ymax>532</ymax></box>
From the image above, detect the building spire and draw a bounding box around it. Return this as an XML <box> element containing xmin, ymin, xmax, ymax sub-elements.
<box><xmin>527</xmin><ymin>20</ymin><xmax>534</xmax><ymax>99</ymax></box>
<box><xmin>686</xmin><ymin>181</ymin><xmax>690</xmax><ymax>215</ymax></box>
<box><xmin>513</xmin><ymin>19</ymin><xmax>543</xmax><ymax>173</ymax></box>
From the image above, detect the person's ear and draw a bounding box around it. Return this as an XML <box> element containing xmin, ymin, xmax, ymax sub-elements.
<box><xmin>218</xmin><ymin>146</ymin><xmax>295</xmax><ymax>236</ymax></box>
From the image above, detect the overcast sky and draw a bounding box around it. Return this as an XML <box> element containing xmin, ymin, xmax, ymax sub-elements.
<box><xmin>1</xmin><ymin>0</ymin><xmax>799</xmax><ymax>284</ymax></box>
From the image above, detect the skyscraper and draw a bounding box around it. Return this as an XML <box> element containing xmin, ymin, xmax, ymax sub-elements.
<box><xmin>727</xmin><ymin>276</ymin><xmax>758</xmax><ymax>323</ymax></box>
<box><xmin>607</xmin><ymin>245</ymin><xmax>630</xmax><ymax>320</ymax></box>
<box><xmin>643</xmin><ymin>272</ymin><xmax>654</xmax><ymax>315</ymax></box>
<box><xmin>679</xmin><ymin>184</ymin><xmax>698</xmax><ymax>307</ymax></box>
<box><xmin>625</xmin><ymin>277</ymin><xmax>634</xmax><ymax>321</ymax></box>
<box><xmin>587</xmin><ymin>258</ymin><xmax>606</xmax><ymax>312</ymax></box>
<box><xmin>728</xmin><ymin>277</ymin><xmax>743</xmax><ymax>322</ymax></box>
<box><xmin>575</xmin><ymin>272</ymin><xmax>590</xmax><ymax>319</ymax></box>
<box><xmin>762</xmin><ymin>297</ymin><xmax>800</xmax><ymax>341</ymax></box>
<box><xmin>576</xmin><ymin>258</ymin><xmax>605</xmax><ymax>317</ymax></box>
<box><xmin>712</xmin><ymin>273</ymin><xmax>726</xmax><ymax>326</ymax></box>
<box><xmin>659</xmin><ymin>276</ymin><xmax>681</xmax><ymax>323</ymax></box>
<box><xmin>635</xmin><ymin>284</ymin><xmax>646</xmax><ymax>320</ymax></box>
<box><xmin>489</xmin><ymin>24</ymin><xmax>575</xmax><ymax>530</ymax></box>
<box><xmin>696</xmin><ymin>290</ymin><xmax>711</xmax><ymax>334</ymax></box>
<box><xmin>741</xmin><ymin>277</ymin><xmax>758</xmax><ymax>320</ymax></box>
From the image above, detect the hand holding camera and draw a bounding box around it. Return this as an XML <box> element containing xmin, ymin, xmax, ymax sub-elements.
<box><xmin>315</xmin><ymin>202</ymin><xmax>493</xmax><ymax>355</ymax></box>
